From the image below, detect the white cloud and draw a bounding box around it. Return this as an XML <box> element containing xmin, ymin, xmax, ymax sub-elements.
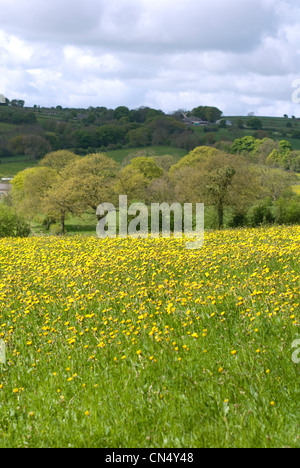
<box><xmin>0</xmin><ymin>0</ymin><xmax>300</xmax><ymax>115</ymax></box>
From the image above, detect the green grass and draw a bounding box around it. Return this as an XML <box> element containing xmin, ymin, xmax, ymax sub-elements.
<box><xmin>106</xmin><ymin>146</ymin><xmax>188</xmax><ymax>164</ymax></box>
<box><xmin>0</xmin><ymin>122</ymin><xmax>19</xmax><ymax>133</ymax></box>
<box><xmin>30</xmin><ymin>212</ymin><xmax>98</xmax><ymax>237</ymax></box>
<box><xmin>0</xmin><ymin>157</ymin><xmax>37</xmax><ymax>178</ymax></box>
<box><xmin>0</xmin><ymin>226</ymin><xmax>299</xmax><ymax>447</ymax></box>
<box><xmin>0</xmin><ymin>147</ymin><xmax>187</xmax><ymax>179</ymax></box>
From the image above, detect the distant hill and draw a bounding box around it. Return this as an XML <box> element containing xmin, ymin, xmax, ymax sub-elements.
<box><xmin>1</xmin><ymin>104</ymin><xmax>300</xmax><ymax>166</ymax></box>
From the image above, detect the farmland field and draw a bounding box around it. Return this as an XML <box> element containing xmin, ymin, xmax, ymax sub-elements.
<box><xmin>0</xmin><ymin>226</ymin><xmax>299</xmax><ymax>448</ymax></box>
<box><xmin>0</xmin><ymin>156</ymin><xmax>37</xmax><ymax>179</ymax></box>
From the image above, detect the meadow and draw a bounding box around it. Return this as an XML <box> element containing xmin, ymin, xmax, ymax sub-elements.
<box><xmin>0</xmin><ymin>226</ymin><xmax>299</xmax><ymax>448</ymax></box>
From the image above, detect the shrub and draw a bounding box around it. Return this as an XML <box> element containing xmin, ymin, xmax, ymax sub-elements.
<box><xmin>275</xmin><ymin>198</ymin><xmax>300</xmax><ymax>224</ymax></box>
<box><xmin>247</xmin><ymin>200</ymin><xmax>275</xmax><ymax>227</ymax></box>
<box><xmin>0</xmin><ymin>204</ymin><xmax>30</xmax><ymax>238</ymax></box>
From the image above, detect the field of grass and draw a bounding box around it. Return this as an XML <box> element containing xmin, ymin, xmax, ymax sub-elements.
<box><xmin>192</xmin><ymin>115</ymin><xmax>300</xmax><ymax>150</ymax></box>
<box><xmin>0</xmin><ymin>156</ymin><xmax>37</xmax><ymax>179</ymax></box>
<box><xmin>0</xmin><ymin>226</ymin><xmax>299</xmax><ymax>448</ymax></box>
<box><xmin>0</xmin><ymin>147</ymin><xmax>187</xmax><ymax>179</ymax></box>
<box><xmin>106</xmin><ymin>146</ymin><xmax>188</xmax><ymax>164</ymax></box>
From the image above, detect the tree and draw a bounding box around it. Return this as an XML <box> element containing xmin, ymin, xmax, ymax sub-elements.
<box><xmin>191</xmin><ymin>106</ymin><xmax>222</xmax><ymax>123</ymax></box>
<box><xmin>8</xmin><ymin>135</ymin><xmax>25</xmax><ymax>156</ymax></box>
<box><xmin>266</xmin><ymin>149</ymin><xmax>281</xmax><ymax>167</ymax></box>
<box><xmin>231</xmin><ymin>136</ymin><xmax>259</xmax><ymax>156</ymax></box>
<box><xmin>218</xmin><ymin>119</ymin><xmax>227</xmax><ymax>129</ymax></box>
<box><xmin>96</xmin><ymin>125</ymin><xmax>125</xmax><ymax>147</ymax></box>
<box><xmin>154</xmin><ymin>155</ymin><xmax>177</xmax><ymax>173</ymax></box>
<box><xmin>237</xmin><ymin>118</ymin><xmax>244</xmax><ymax>129</ymax></box>
<box><xmin>63</xmin><ymin>153</ymin><xmax>119</xmax><ymax>212</ymax></box>
<box><xmin>23</xmin><ymin>135</ymin><xmax>51</xmax><ymax>160</ymax></box>
<box><xmin>279</xmin><ymin>140</ymin><xmax>292</xmax><ymax>154</ymax></box>
<box><xmin>114</xmin><ymin>106</ymin><xmax>130</xmax><ymax>121</ymax></box>
<box><xmin>11</xmin><ymin>168</ymin><xmax>42</xmax><ymax>207</ymax></box>
<box><xmin>11</xmin><ymin>166</ymin><xmax>59</xmax><ymax>230</ymax></box>
<box><xmin>39</xmin><ymin>150</ymin><xmax>79</xmax><ymax>174</ymax></box>
<box><xmin>170</xmin><ymin>148</ymin><xmax>260</xmax><ymax>229</ymax></box>
<box><xmin>75</xmin><ymin>129</ymin><xmax>94</xmax><ymax>149</ymax></box>
<box><xmin>265</xmin><ymin>140</ymin><xmax>293</xmax><ymax>170</ymax></box>
<box><xmin>127</xmin><ymin>127</ymin><xmax>151</xmax><ymax>147</ymax></box>
<box><xmin>115</xmin><ymin>165</ymin><xmax>149</xmax><ymax>202</ymax></box>
<box><xmin>129</xmin><ymin>157</ymin><xmax>163</xmax><ymax>180</ymax></box>
<box><xmin>253</xmin><ymin>138</ymin><xmax>279</xmax><ymax>164</ymax></box>
<box><xmin>247</xmin><ymin>117</ymin><xmax>263</xmax><ymax>130</ymax></box>
<box><xmin>11</xmin><ymin>99</ymin><xmax>25</xmax><ymax>107</ymax></box>
<box><xmin>42</xmin><ymin>177</ymin><xmax>82</xmax><ymax>234</ymax></box>
<box><xmin>169</xmin><ymin>146</ymin><xmax>219</xmax><ymax>175</ymax></box>
<box><xmin>115</xmin><ymin>157</ymin><xmax>163</xmax><ymax>203</ymax></box>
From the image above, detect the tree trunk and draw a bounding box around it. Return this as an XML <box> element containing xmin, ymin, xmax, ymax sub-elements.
<box><xmin>60</xmin><ymin>213</ymin><xmax>65</xmax><ymax>235</ymax></box>
<box><xmin>217</xmin><ymin>201</ymin><xmax>224</xmax><ymax>230</ymax></box>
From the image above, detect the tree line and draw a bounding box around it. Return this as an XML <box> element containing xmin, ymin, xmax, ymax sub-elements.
<box><xmin>2</xmin><ymin>145</ymin><xmax>299</xmax><ymax>237</ymax></box>
<box><xmin>0</xmin><ymin>105</ymin><xmax>224</xmax><ymax>159</ymax></box>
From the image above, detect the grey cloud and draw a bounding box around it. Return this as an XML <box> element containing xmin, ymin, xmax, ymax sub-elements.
<box><xmin>1</xmin><ymin>0</ymin><xmax>300</xmax><ymax>116</ymax></box>
<box><xmin>0</xmin><ymin>0</ymin><xmax>281</xmax><ymax>53</ymax></box>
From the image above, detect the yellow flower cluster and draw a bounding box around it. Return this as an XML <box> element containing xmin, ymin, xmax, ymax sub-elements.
<box><xmin>0</xmin><ymin>225</ymin><xmax>299</xmax><ymax>391</ymax></box>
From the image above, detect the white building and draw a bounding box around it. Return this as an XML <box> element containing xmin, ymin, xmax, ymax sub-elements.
<box><xmin>0</xmin><ymin>94</ymin><xmax>7</xmax><ymax>104</ymax></box>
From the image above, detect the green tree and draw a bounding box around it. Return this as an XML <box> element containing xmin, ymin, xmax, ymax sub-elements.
<box><xmin>39</xmin><ymin>150</ymin><xmax>79</xmax><ymax>174</ymax></box>
<box><xmin>253</xmin><ymin>138</ymin><xmax>279</xmax><ymax>164</ymax></box>
<box><xmin>127</xmin><ymin>127</ymin><xmax>151</xmax><ymax>147</ymax></box>
<box><xmin>115</xmin><ymin>157</ymin><xmax>163</xmax><ymax>203</ymax></box>
<box><xmin>191</xmin><ymin>106</ymin><xmax>222</xmax><ymax>123</ymax></box>
<box><xmin>75</xmin><ymin>129</ymin><xmax>94</xmax><ymax>149</ymax></box>
<box><xmin>63</xmin><ymin>153</ymin><xmax>119</xmax><ymax>211</ymax></box>
<box><xmin>169</xmin><ymin>146</ymin><xmax>219</xmax><ymax>175</ymax></box>
<box><xmin>247</xmin><ymin>117</ymin><xmax>263</xmax><ymax>130</ymax></box>
<box><xmin>237</xmin><ymin>118</ymin><xmax>244</xmax><ymax>129</ymax></box>
<box><xmin>96</xmin><ymin>125</ymin><xmax>125</xmax><ymax>147</ymax></box>
<box><xmin>130</xmin><ymin>157</ymin><xmax>163</xmax><ymax>180</ymax></box>
<box><xmin>114</xmin><ymin>106</ymin><xmax>130</xmax><ymax>121</ymax></box>
<box><xmin>231</xmin><ymin>136</ymin><xmax>258</xmax><ymax>155</ymax></box>
<box><xmin>171</xmin><ymin>149</ymin><xmax>260</xmax><ymax>229</ymax></box>
<box><xmin>115</xmin><ymin>166</ymin><xmax>148</xmax><ymax>202</ymax></box>
<box><xmin>258</xmin><ymin>168</ymin><xmax>296</xmax><ymax>202</ymax></box>
<box><xmin>8</xmin><ymin>135</ymin><xmax>25</xmax><ymax>156</ymax></box>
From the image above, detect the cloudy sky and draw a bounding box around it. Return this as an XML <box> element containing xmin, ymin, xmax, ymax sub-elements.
<box><xmin>1</xmin><ymin>0</ymin><xmax>300</xmax><ymax>116</ymax></box>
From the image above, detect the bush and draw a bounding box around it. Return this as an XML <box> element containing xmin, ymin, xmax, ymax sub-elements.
<box><xmin>0</xmin><ymin>205</ymin><xmax>16</xmax><ymax>237</ymax></box>
<box><xmin>275</xmin><ymin>198</ymin><xmax>300</xmax><ymax>224</ymax></box>
<box><xmin>49</xmin><ymin>224</ymin><xmax>63</xmax><ymax>236</ymax></box>
<box><xmin>247</xmin><ymin>200</ymin><xmax>275</xmax><ymax>227</ymax></box>
<box><xmin>0</xmin><ymin>205</ymin><xmax>31</xmax><ymax>237</ymax></box>
<box><xmin>16</xmin><ymin>218</ymin><xmax>31</xmax><ymax>237</ymax></box>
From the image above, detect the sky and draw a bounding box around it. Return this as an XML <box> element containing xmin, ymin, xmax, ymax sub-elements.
<box><xmin>1</xmin><ymin>0</ymin><xmax>300</xmax><ymax>116</ymax></box>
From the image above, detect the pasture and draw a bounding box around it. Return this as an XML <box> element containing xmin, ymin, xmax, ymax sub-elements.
<box><xmin>0</xmin><ymin>226</ymin><xmax>299</xmax><ymax>447</ymax></box>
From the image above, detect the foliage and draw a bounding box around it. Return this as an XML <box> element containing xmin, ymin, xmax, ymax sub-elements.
<box><xmin>191</xmin><ymin>106</ymin><xmax>222</xmax><ymax>123</ymax></box>
<box><xmin>247</xmin><ymin>199</ymin><xmax>275</xmax><ymax>227</ymax></box>
<box><xmin>0</xmin><ymin>204</ymin><xmax>30</xmax><ymax>237</ymax></box>
<box><xmin>230</xmin><ymin>136</ymin><xmax>259</xmax><ymax>155</ymax></box>
<box><xmin>170</xmin><ymin>148</ymin><xmax>260</xmax><ymax>229</ymax></box>
<box><xmin>247</xmin><ymin>117</ymin><xmax>263</xmax><ymax>130</ymax></box>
